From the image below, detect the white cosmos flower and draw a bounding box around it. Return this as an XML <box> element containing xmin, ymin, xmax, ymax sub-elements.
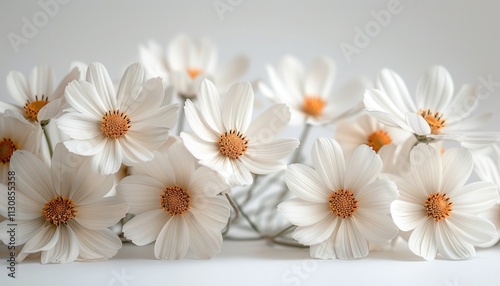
<box><xmin>364</xmin><ymin>66</ymin><xmax>495</xmax><ymax>144</ymax></box>
<box><xmin>117</xmin><ymin>142</ymin><xmax>231</xmax><ymax>260</ymax></box>
<box><xmin>278</xmin><ymin>137</ymin><xmax>399</xmax><ymax>259</ymax></box>
<box><xmin>259</xmin><ymin>55</ymin><xmax>368</xmax><ymax>126</ymax></box>
<box><xmin>336</xmin><ymin>112</ymin><xmax>411</xmax><ymax>158</ymax></box>
<box><xmin>181</xmin><ymin>79</ymin><xmax>299</xmax><ymax>186</ymax></box>
<box><xmin>140</xmin><ymin>34</ymin><xmax>249</xmax><ymax>98</ymax></box>
<box><xmin>0</xmin><ymin>110</ymin><xmax>41</xmax><ymax>184</ymax></box>
<box><xmin>0</xmin><ymin>65</ymin><xmax>79</xmax><ymax>123</ymax></box>
<box><xmin>390</xmin><ymin>144</ymin><xmax>499</xmax><ymax>260</ymax></box>
<box><xmin>56</xmin><ymin>62</ymin><xmax>179</xmax><ymax>175</ymax></box>
<box><xmin>0</xmin><ymin>144</ymin><xmax>128</xmax><ymax>264</ymax></box>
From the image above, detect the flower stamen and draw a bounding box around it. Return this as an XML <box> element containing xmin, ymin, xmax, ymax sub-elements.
<box><xmin>424</xmin><ymin>193</ymin><xmax>453</xmax><ymax>222</ymax></box>
<box><xmin>329</xmin><ymin>189</ymin><xmax>358</xmax><ymax>218</ymax></box>
<box><xmin>367</xmin><ymin>130</ymin><xmax>392</xmax><ymax>152</ymax></box>
<box><xmin>101</xmin><ymin>109</ymin><xmax>131</xmax><ymax>139</ymax></box>
<box><xmin>42</xmin><ymin>196</ymin><xmax>77</xmax><ymax>226</ymax></box>
<box><xmin>161</xmin><ymin>186</ymin><xmax>191</xmax><ymax>216</ymax></box>
<box><xmin>302</xmin><ymin>96</ymin><xmax>325</xmax><ymax>117</ymax></box>
<box><xmin>187</xmin><ymin>68</ymin><xmax>203</xmax><ymax>79</ymax></box>
<box><xmin>0</xmin><ymin>138</ymin><xmax>17</xmax><ymax>164</ymax></box>
<box><xmin>218</xmin><ymin>129</ymin><xmax>248</xmax><ymax>159</ymax></box>
<box><xmin>24</xmin><ymin>95</ymin><xmax>49</xmax><ymax>121</ymax></box>
<box><xmin>418</xmin><ymin>109</ymin><xmax>446</xmax><ymax>135</ymax></box>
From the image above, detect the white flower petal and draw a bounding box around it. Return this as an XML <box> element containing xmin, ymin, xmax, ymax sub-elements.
<box><xmin>304</xmin><ymin>56</ymin><xmax>335</xmax><ymax>98</ymax></box>
<box><xmin>64</xmin><ymin>80</ymin><xmax>108</xmax><ymax>120</ymax></box>
<box><xmin>184</xmin><ymin>211</ymin><xmax>223</xmax><ymax>258</ymax></box>
<box><xmin>435</xmin><ymin>221</ymin><xmax>475</xmax><ymax>260</ymax></box>
<box><xmin>344</xmin><ymin>144</ymin><xmax>382</xmax><ymax>192</ymax></box>
<box><xmin>441</xmin><ymin>147</ymin><xmax>473</xmax><ymax>194</ymax></box>
<box><xmin>375</xmin><ymin>68</ymin><xmax>416</xmax><ymax>112</ymax></box>
<box><xmin>85</xmin><ymin>62</ymin><xmax>116</xmax><ymax>109</ymax></box>
<box><xmin>154</xmin><ymin>216</ymin><xmax>189</xmax><ymax>260</ymax></box>
<box><xmin>18</xmin><ymin>225</ymin><xmax>58</xmax><ymax>260</ymax></box>
<box><xmin>190</xmin><ymin>196</ymin><xmax>230</xmax><ymax>230</ymax></box>
<box><xmin>117</xmin><ymin>175</ymin><xmax>164</xmax><ymax>214</ymax></box>
<box><xmin>451</xmin><ymin>182</ymin><xmax>498</xmax><ymax>214</ymax></box>
<box><xmin>408</xmin><ymin>221</ymin><xmax>437</xmax><ymax>260</ymax></box>
<box><xmin>309</xmin><ymin>234</ymin><xmax>337</xmax><ymax>259</ymax></box>
<box><xmin>245</xmin><ymin>104</ymin><xmax>291</xmax><ymax>143</ymax></box>
<box><xmin>335</xmin><ymin>219</ymin><xmax>369</xmax><ymax>259</ymax></box>
<box><xmin>285</xmin><ymin>164</ymin><xmax>331</xmax><ymax>203</ymax></box>
<box><xmin>311</xmin><ymin>137</ymin><xmax>345</xmax><ymax>191</ymax></box>
<box><xmin>66</xmin><ymin>159</ymin><xmax>114</xmax><ymax>204</ymax></box>
<box><xmin>166</xmin><ymin>141</ymin><xmax>196</xmax><ymax>188</ymax></box>
<box><xmin>405</xmin><ymin>112</ymin><xmax>431</xmax><ymax>135</ymax></box>
<box><xmin>0</xmin><ymin>188</ymin><xmax>44</xmax><ymax>220</ymax></box>
<box><xmin>247</xmin><ymin>138</ymin><xmax>298</xmax><ymax>161</ymax></box>
<box><xmin>123</xmin><ymin>209</ymin><xmax>168</xmax><ymax>246</ymax></box>
<box><xmin>29</xmin><ymin>65</ymin><xmax>53</xmax><ymax>101</ymax></box>
<box><xmin>228</xmin><ymin>159</ymin><xmax>253</xmax><ymax>186</ymax></box>
<box><xmin>222</xmin><ymin>82</ymin><xmax>254</xmax><ymax>133</ymax></box>
<box><xmin>116</xmin><ymin>63</ymin><xmax>145</xmax><ymax>108</ymax></box>
<box><xmin>38</xmin><ymin>98</ymin><xmax>63</xmax><ymax>121</ymax></box>
<box><xmin>63</xmin><ymin>136</ymin><xmax>107</xmax><ymax>156</ymax></box>
<box><xmin>71</xmin><ymin>222</ymin><xmax>121</xmax><ymax>260</ymax></box>
<box><xmin>119</xmin><ymin>136</ymin><xmax>155</xmax><ymax>165</ymax></box>
<box><xmin>292</xmin><ymin>214</ymin><xmax>337</xmax><ymax>245</ymax></box>
<box><xmin>0</xmin><ymin>218</ymin><xmax>44</xmax><ymax>245</ymax></box>
<box><xmin>390</xmin><ymin>200</ymin><xmax>427</xmax><ymax>232</ymax></box>
<box><xmin>448</xmin><ymin>213</ymin><xmax>497</xmax><ymax>246</ymax></box>
<box><xmin>444</xmin><ymin>84</ymin><xmax>479</xmax><ymax>124</ymax></box>
<box><xmin>6</xmin><ymin>70</ymin><xmax>30</xmax><ymax>105</ymax></box>
<box><xmin>52</xmin><ymin>67</ymin><xmax>80</xmax><ymax>100</ymax></box>
<box><xmin>91</xmin><ymin>139</ymin><xmax>123</xmax><ymax>175</ymax></box>
<box><xmin>184</xmin><ymin>100</ymin><xmax>219</xmax><ymax>141</ymax></box>
<box><xmin>75</xmin><ymin>197</ymin><xmax>128</xmax><ymax>230</ymax></box>
<box><xmin>181</xmin><ymin>131</ymin><xmax>220</xmax><ymax>161</ymax></box>
<box><xmin>354</xmin><ymin>210</ymin><xmax>399</xmax><ymax>242</ymax></box>
<box><xmin>11</xmin><ymin>150</ymin><xmax>54</xmax><ymax>203</ymax></box>
<box><xmin>197</xmin><ymin>79</ymin><xmax>224</xmax><ymax>132</ymax></box>
<box><xmin>188</xmin><ymin>167</ymin><xmax>228</xmax><ymax>197</ymax></box>
<box><xmin>57</xmin><ymin>113</ymin><xmax>100</xmax><ymax>140</ymax></box>
<box><xmin>278</xmin><ymin>198</ymin><xmax>331</xmax><ymax>227</ymax></box>
<box><xmin>277</xmin><ymin>55</ymin><xmax>304</xmax><ymax>101</ymax></box>
<box><xmin>41</xmin><ymin>225</ymin><xmax>78</xmax><ymax>264</ymax></box>
<box><xmin>167</xmin><ymin>34</ymin><xmax>190</xmax><ymax>71</ymax></box>
<box><xmin>410</xmin><ymin>144</ymin><xmax>442</xmax><ymax>196</ymax></box>
<box><xmin>357</xmin><ymin>179</ymin><xmax>398</xmax><ymax>213</ymax></box>
<box><xmin>416</xmin><ymin>66</ymin><xmax>454</xmax><ymax>112</ymax></box>
<box><xmin>239</xmin><ymin>155</ymin><xmax>286</xmax><ymax>175</ymax></box>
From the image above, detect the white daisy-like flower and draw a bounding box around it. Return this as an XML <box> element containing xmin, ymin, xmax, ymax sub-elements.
<box><xmin>364</xmin><ymin>66</ymin><xmax>494</xmax><ymax>143</ymax></box>
<box><xmin>0</xmin><ymin>65</ymin><xmax>79</xmax><ymax>123</ymax></box>
<box><xmin>0</xmin><ymin>110</ymin><xmax>41</xmax><ymax>184</ymax></box>
<box><xmin>0</xmin><ymin>144</ymin><xmax>128</xmax><ymax>263</ymax></box>
<box><xmin>259</xmin><ymin>55</ymin><xmax>368</xmax><ymax>126</ymax></box>
<box><xmin>391</xmin><ymin>144</ymin><xmax>498</xmax><ymax>260</ymax></box>
<box><xmin>139</xmin><ymin>34</ymin><xmax>249</xmax><ymax>98</ymax></box>
<box><xmin>181</xmin><ymin>79</ymin><xmax>299</xmax><ymax>186</ymax></box>
<box><xmin>473</xmin><ymin>144</ymin><xmax>500</xmax><ymax>247</ymax></box>
<box><xmin>56</xmin><ymin>62</ymin><xmax>179</xmax><ymax>175</ymax></box>
<box><xmin>278</xmin><ymin>137</ymin><xmax>399</xmax><ymax>259</ymax></box>
<box><xmin>117</xmin><ymin>141</ymin><xmax>230</xmax><ymax>260</ymax></box>
<box><xmin>336</xmin><ymin>113</ymin><xmax>411</xmax><ymax>157</ymax></box>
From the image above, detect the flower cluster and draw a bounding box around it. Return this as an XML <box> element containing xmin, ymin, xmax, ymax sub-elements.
<box><xmin>1</xmin><ymin>34</ymin><xmax>499</xmax><ymax>263</ymax></box>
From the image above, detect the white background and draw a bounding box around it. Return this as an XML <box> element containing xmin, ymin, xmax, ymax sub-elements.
<box><xmin>1</xmin><ymin>0</ymin><xmax>500</xmax><ymax>285</ymax></box>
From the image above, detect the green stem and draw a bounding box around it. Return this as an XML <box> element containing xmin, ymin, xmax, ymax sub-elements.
<box><xmin>41</xmin><ymin>121</ymin><xmax>53</xmax><ymax>158</ymax></box>
<box><xmin>176</xmin><ymin>96</ymin><xmax>187</xmax><ymax>136</ymax></box>
<box><xmin>242</xmin><ymin>174</ymin><xmax>261</xmax><ymax>205</ymax></box>
<box><xmin>225</xmin><ymin>193</ymin><xmax>239</xmax><ymax>221</ymax></box>
<box><xmin>272</xmin><ymin>225</ymin><xmax>295</xmax><ymax>238</ymax></box>
<box><xmin>290</xmin><ymin>124</ymin><xmax>312</xmax><ymax>164</ymax></box>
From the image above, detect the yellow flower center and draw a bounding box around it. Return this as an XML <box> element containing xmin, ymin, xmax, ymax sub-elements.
<box><xmin>328</xmin><ymin>189</ymin><xmax>358</xmax><ymax>218</ymax></box>
<box><xmin>418</xmin><ymin>109</ymin><xmax>446</xmax><ymax>135</ymax></box>
<box><xmin>217</xmin><ymin>129</ymin><xmax>248</xmax><ymax>159</ymax></box>
<box><xmin>24</xmin><ymin>95</ymin><xmax>49</xmax><ymax>121</ymax></box>
<box><xmin>367</xmin><ymin>130</ymin><xmax>392</xmax><ymax>152</ymax></box>
<box><xmin>0</xmin><ymin>138</ymin><xmax>17</xmax><ymax>164</ymax></box>
<box><xmin>101</xmin><ymin>110</ymin><xmax>131</xmax><ymax>139</ymax></box>
<box><xmin>161</xmin><ymin>186</ymin><xmax>191</xmax><ymax>216</ymax></box>
<box><xmin>187</xmin><ymin>68</ymin><xmax>203</xmax><ymax>79</ymax></box>
<box><xmin>302</xmin><ymin>96</ymin><xmax>325</xmax><ymax>117</ymax></box>
<box><xmin>424</xmin><ymin>193</ymin><xmax>453</xmax><ymax>222</ymax></box>
<box><xmin>42</xmin><ymin>196</ymin><xmax>77</xmax><ymax>226</ymax></box>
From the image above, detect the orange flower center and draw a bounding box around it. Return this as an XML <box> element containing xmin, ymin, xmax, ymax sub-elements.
<box><xmin>418</xmin><ymin>109</ymin><xmax>446</xmax><ymax>135</ymax></box>
<box><xmin>217</xmin><ymin>129</ymin><xmax>248</xmax><ymax>159</ymax></box>
<box><xmin>24</xmin><ymin>95</ymin><xmax>49</xmax><ymax>121</ymax></box>
<box><xmin>302</xmin><ymin>96</ymin><xmax>325</xmax><ymax>117</ymax></box>
<box><xmin>424</xmin><ymin>193</ymin><xmax>453</xmax><ymax>222</ymax></box>
<box><xmin>101</xmin><ymin>110</ymin><xmax>131</xmax><ymax>139</ymax></box>
<box><xmin>161</xmin><ymin>186</ymin><xmax>191</xmax><ymax>216</ymax></box>
<box><xmin>328</xmin><ymin>189</ymin><xmax>358</xmax><ymax>218</ymax></box>
<box><xmin>42</xmin><ymin>196</ymin><xmax>77</xmax><ymax>226</ymax></box>
<box><xmin>0</xmin><ymin>138</ymin><xmax>17</xmax><ymax>164</ymax></box>
<box><xmin>367</xmin><ymin>130</ymin><xmax>392</xmax><ymax>152</ymax></box>
<box><xmin>187</xmin><ymin>68</ymin><xmax>203</xmax><ymax>79</ymax></box>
